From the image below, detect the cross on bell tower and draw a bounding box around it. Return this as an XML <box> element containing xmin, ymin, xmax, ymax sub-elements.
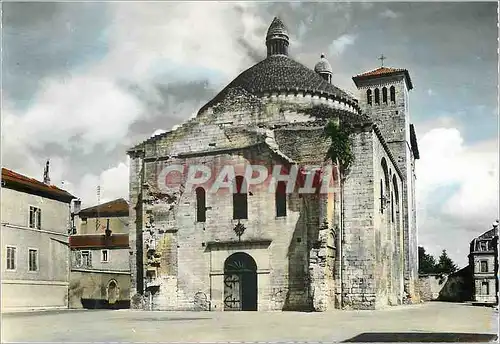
<box><xmin>378</xmin><ymin>54</ymin><xmax>387</xmax><ymax>67</ymax></box>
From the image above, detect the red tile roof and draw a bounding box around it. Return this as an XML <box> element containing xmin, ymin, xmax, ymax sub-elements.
<box><xmin>1</xmin><ymin>167</ymin><xmax>75</xmax><ymax>203</ymax></box>
<box><xmin>69</xmin><ymin>233</ymin><xmax>129</xmax><ymax>249</ymax></box>
<box><xmin>352</xmin><ymin>66</ymin><xmax>413</xmax><ymax>90</ymax></box>
<box><xmin>78</xmin><ymin>198</ymin><xmax>129</xmax><ymax>218</ymax></box>
<box><xmin>354</xmin><ymin>67</ymin><xmax>406</xmax><ymax>78</ymax></box>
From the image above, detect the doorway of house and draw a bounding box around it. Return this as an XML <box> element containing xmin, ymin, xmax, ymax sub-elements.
<box><xmin>107</xmin><ymin>280</ymin><xmax>118</xmax><ymax>305</ymax></box>
<box><xmin>223</xmin><ymin>252</ymin><xmax>258</xmax><ymax>311</ymax></box>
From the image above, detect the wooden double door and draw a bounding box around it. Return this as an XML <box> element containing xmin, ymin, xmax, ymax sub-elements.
<box><xmin>223</xmin><ymin>252</ymin><xmax>258</xmax><ymax>311</ymax></box>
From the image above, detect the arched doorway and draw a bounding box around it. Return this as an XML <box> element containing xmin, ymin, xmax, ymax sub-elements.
<box><xmin>223</xmin><ymin>252</ymin><xmax>257</xmax><ymax>311</ymax></box>
<box><xmin>107</xmin><ymin>280</ymin><xmax>119</xmax><ymax>305</ymax></box>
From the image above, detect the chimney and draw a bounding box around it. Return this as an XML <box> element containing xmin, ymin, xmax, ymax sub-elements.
<box><xmin>105</xmin><ymin>218</ymin><xmax>112</xmax><ymax>237</ymax></box>
<box><xmin>43</xmin><ymin>160</ymin><xmax>50</xmax><ymax>184</ymax></box>
<box><xmin>73</xmin><ymin>199</ymin><xmax>81</xmax><ymax>214</ymax></box>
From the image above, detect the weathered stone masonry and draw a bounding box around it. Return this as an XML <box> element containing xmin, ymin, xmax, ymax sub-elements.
<box><xmin>127</xmin><ymin>17</ymin><xmax>420</xmax><ymax>311</ymax></box>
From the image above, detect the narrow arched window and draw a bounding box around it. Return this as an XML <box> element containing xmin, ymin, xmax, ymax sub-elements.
<box><xmin>382</xmin><ymin>87</ymin><xmax>388</xmax><ymax>104</ymax></box>
<box><xmin>367</xmin><ymin>89</ymin><xmax>372</xmax><ymax>105</ymax></box>
<box><xmin>196</xmin><ymin>187</ymin><xmax>206</xmax><ymax>222</ymax></box>
<box><xmin>380</xmin><ymin>179</ymin><xmax>384</xmax><ymax>214</ymax></box>
<box><xmin>233</xmin><ymin>176</ymin><xmax>248</xmax><ymax>220</ymax></box>
<box><xmin>390</xmin><ymin>86</ymin><xmax>396</xmax><ymax>103</ymax></box>
<box><xmin>374</xmin><ymin>88</ymin><xmax>380</xmax><ymax>105</ymax></box>
<box><xmin>391</xmin><ymin>191</ymin><xmax>394</xmax><ymax>223</ymax></box>
<box><xmin>276</xmin><ymin>181</ymin><xmax>287</xmax><ymax>217</ymax></box>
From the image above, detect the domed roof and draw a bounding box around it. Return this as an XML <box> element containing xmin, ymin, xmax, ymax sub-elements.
<box><xmin>266</xmin><ymin>17</ymin><xmax>288</xmax><ymax>40</ymax></box>
<box><xmin>314</xmin><ymin>54</ymin><xmax>333</xmax><ymax>74</ymax></box>
<box><xmin>198</xmin><ymin>55</ymin><xmax>356</xmax><ymax>114</ymax></box>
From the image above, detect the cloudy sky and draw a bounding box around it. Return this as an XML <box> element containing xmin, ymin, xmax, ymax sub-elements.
<box><xmin>2</xmin><ymin>2</ymin><xmax>498</xmax><ymax>266</ymax></box>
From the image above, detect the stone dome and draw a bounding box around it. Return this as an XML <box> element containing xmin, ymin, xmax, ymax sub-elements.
<box><xmin>199</xmin><ymin>55</ymin><xmax>356</xmax><ymax>114</ymax></box>
<box><xmin>314</xmin><ymin>54</ymin><xmax>333</xmax><ymax>74</ymax></box>
<box><xmin>197</xmin><ymin>18</ymin><xmax>359</xmax><ymax>115</ymax></box>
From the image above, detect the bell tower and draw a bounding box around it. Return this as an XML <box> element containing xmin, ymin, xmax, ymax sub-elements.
<box><xmin>352</xmin><ymin>61</ymin><xmax>420</xmax><ymax>302</ymax></box>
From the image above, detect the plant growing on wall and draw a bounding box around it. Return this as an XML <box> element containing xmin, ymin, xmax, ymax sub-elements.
<box><xmin>322</xmin><ymin>119</ymin><xmax>354</xmax><ymax>177</ymax></box>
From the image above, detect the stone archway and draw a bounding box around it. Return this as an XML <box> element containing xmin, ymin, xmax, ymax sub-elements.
<box><xmin>107</xmin><ymin>280</ymin><xmax>119</xmax><ymax>305</ymax></box>
<box><xmin>223</xmin><ymin>252</ymin><xmax>258</xmax><ymax>311</ymax></box>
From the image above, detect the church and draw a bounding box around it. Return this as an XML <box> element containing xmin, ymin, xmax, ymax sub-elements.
<box><xmin>127</xmin><ymin>17</ymin><xmax>420</xmax><ymax>311</ymax></box>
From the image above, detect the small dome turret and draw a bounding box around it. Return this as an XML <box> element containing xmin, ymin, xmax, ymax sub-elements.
<box><xmin>314</xmin><ymin>54</ymin><xmax>333</xmax><ymax>83</ymax></box>
<box><xmin>266</xmin><ymin>17</ymin><xmax>289</xmax><ymax>57</ymax></box>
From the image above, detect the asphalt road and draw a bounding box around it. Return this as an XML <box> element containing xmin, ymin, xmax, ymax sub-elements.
<box><xmin>2</xmin><ymin>302</ymin><xmax>498</xmax><ymax>342</ymax></box>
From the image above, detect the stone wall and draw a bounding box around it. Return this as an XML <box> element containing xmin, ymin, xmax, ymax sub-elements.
<box><xmin>127</xmin><ymin>88</ymin><xmax>412</xmax><ymax>311</ymax></box>
<box><xmin>139</xmin><ymin>145</ymin><xmax>334</xmax><ymax>311</ymax></box>
<box><xmin>341</xmin><ymin>125</ymin><xmax>405</xmax><ymax>310</ymax></box>
<box><xmin>418</xmin><ymin>274</ymin><xmax>447</xmax><ymax>301</ymax></box>
<box><xmin>354</xmin><ymin>74</ymin><xmax>419</xmax><ymax>302</ymax></box>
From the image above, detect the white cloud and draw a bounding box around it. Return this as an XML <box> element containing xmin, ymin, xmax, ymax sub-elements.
<box><xmin>66</xmin><ymin>158</ymin><xmax>130</xmax><ymax>208</ymax></box>
<box><xmin>101</xmin><ymin>2</ymin><xmax>265</xmax><ymax>83</ymax></box>
<box><xmin>380</xmin><ymin>9</ymin><xmax>399</xmax><ymax>19</ymax></box>
<box><xmin>5</xmin><ymin>76</ymin><xmax>144</xmax><ymax>155</ymax></box>
<box><xmin>416</xmin><ymin>125</ymin><xmax>499</xmax><ymax>267</ymax></box>
<box><xmin>3</xmin><ymin>2</ymin><xmax>268</xmax><ymax>206</ymax></box>
<box><xmin>328</xmin><ymin>34</ymin><xmax>357</xmax><ymax>56</ymax></box>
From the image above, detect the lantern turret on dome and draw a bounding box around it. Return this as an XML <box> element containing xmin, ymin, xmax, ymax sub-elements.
<box><xmin>266</xmin><ymin>17</ymin><xmax>289</xmax><ymax>57</ymax></box>
<box><xmin>314</xmin><ymin>54</ymin><xmax>333</xmax><ymax>83</ymax></box>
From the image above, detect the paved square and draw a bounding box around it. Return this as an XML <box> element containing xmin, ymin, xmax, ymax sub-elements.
<box><xmin>2</xmin><ymin>302</ymin><xmax>498</xmax><ymax>342</ymax></box>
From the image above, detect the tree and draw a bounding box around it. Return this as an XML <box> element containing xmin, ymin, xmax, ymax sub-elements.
<box><xmin>435</xmin><ymin>250</ymin><xmax>458</xmax><ymax>274</ymax></box>
<box><xmin>418</xmin><ymin>246</ymin><xmax>437</xmax><ymax>274</ymax></box>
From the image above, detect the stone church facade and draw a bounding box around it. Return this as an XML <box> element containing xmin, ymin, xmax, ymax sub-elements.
<box><xmin>128</xmin><ymin>17</ymin><xmax>420</xmax><ymax>311</ymax></box>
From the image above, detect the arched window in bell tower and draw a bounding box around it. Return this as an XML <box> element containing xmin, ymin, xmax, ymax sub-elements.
<box><xmin>390</xmin><ymin>86</ymin><xmax>396</xmax><ymax>103</ymax></box>
<box><xmin>367</xmin><ymin>89</ymin><xmax>372</xmax><ymax>105</ymax></box>
<box><xmin>374</xmin><ymin>88</ymin><xmax>380</xmax><ymax>105</ymax></box>
<box><xmin>382</xmin><ymin>87</ymin><xmax>388</xmax><ymax>104</ymax></box>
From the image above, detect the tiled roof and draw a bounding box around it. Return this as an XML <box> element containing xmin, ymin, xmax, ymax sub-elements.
<box><xmin>69</xmin><ymin>233</ymin><xmax>129</xmax><ymax>249</ymax></box>
<box><xmin>79</xmin><ymin>198</ymin><xmax>129</xmax><ymax>218</ymax></box>
<box><xmin>266</xmin><ymin>17</ymin><xmax>288</xmax><ymax>39</ymax></box>
<box><xmin>199</xmin><ymin>55</ymin><xmax>357</xmax><ymax>114</ymax></box>
<box><xmin>355</xmin><ymin>67</ymin><xmax>406</xmax><ymax>78</ymax></box>
<box><xmin>353</xmin><ymin>66</ymin><xmax>413</xmax><ymax>90</ymax></box>
<box><xmin>1</xmin><ymin>167</ymin><xmax>75</xmax><ymax>203</ymax></box>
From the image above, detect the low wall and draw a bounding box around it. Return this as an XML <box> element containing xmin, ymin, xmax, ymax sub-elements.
<box><xmin>418</xmin><ymin>266</ymin><xmax>473</xmax><ymax>303</ymax></box>
<box><xmin>69</xmin><ymin>270</ymin><xmax>130</xmax><ymax>309</ymax></box>
<box><xmin>1</xmin><ymin>281</ymin><xmax>68</xmax><ymax>311</ymax></box>
<box><xmin>418</xmin><ymin>274</ymin><xmax>447</xmax><ymax>301</ymax></box>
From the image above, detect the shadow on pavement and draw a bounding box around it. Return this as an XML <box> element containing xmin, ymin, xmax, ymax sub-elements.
<box><xmin>342</xmin><ymin>332</ymin><xmax>498</xmax><ymax>342</ymax></box>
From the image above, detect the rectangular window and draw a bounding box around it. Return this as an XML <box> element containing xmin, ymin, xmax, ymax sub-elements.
<box><xmin>28</xmin><ymin>249</ymin><xmax>38</xmax><ymax>272</ymax></box>
<box><xmin>275</xmin><ymin>181</ymin><xmax>287</xmax><ymax>217</ymax></box>
<box><xmin>480</xmin><ymin>261</ymin><xmax>488</xmax><ymax>273</ymax></box>
<box><xmin>481</xmin><ymin>281</ymin><xmax>489</xmax><ymax>295</ymax></box>
<box><xmin>29</xmin><ymin>206</ymin><xmax>41</xmax><ymax>229</ymax></box>
<box><xmin>81</xmin><ymin>250</ymin><xmax>91</xmax><ymax>268</ymax></box>
<box><xmin>101</xmin><ymin>249</ymin><xmax>109</xmax><ymax>263</ymax></box>
<box><xmin>6</xmin><ymin>246</ymin><xmax>16</xmax><ymax>270</ymax></box>
<box><xmin>74</xmin><ymin>251</ymin><xmax>82</xmax><ymax>267</ymax></box>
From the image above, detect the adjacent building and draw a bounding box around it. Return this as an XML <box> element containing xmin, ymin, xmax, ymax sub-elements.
<box><xmin>469</xmin><ymin>220</ymin><xmax>499</xmax><ymax>305</ymax></box>
<box><xmin>1</xmin><ymin>165</ymin><xmax>75</xmax><ymax>311</ymax></box>
<box><xmin>127</xmin><ymin>17</ymin><xmax>420</xmax><ymax>311</ymax></box>
<box><xmin>69</xmin><ymin>198</ymin><xmax>131</xmax><ymax>309</ymax></box>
